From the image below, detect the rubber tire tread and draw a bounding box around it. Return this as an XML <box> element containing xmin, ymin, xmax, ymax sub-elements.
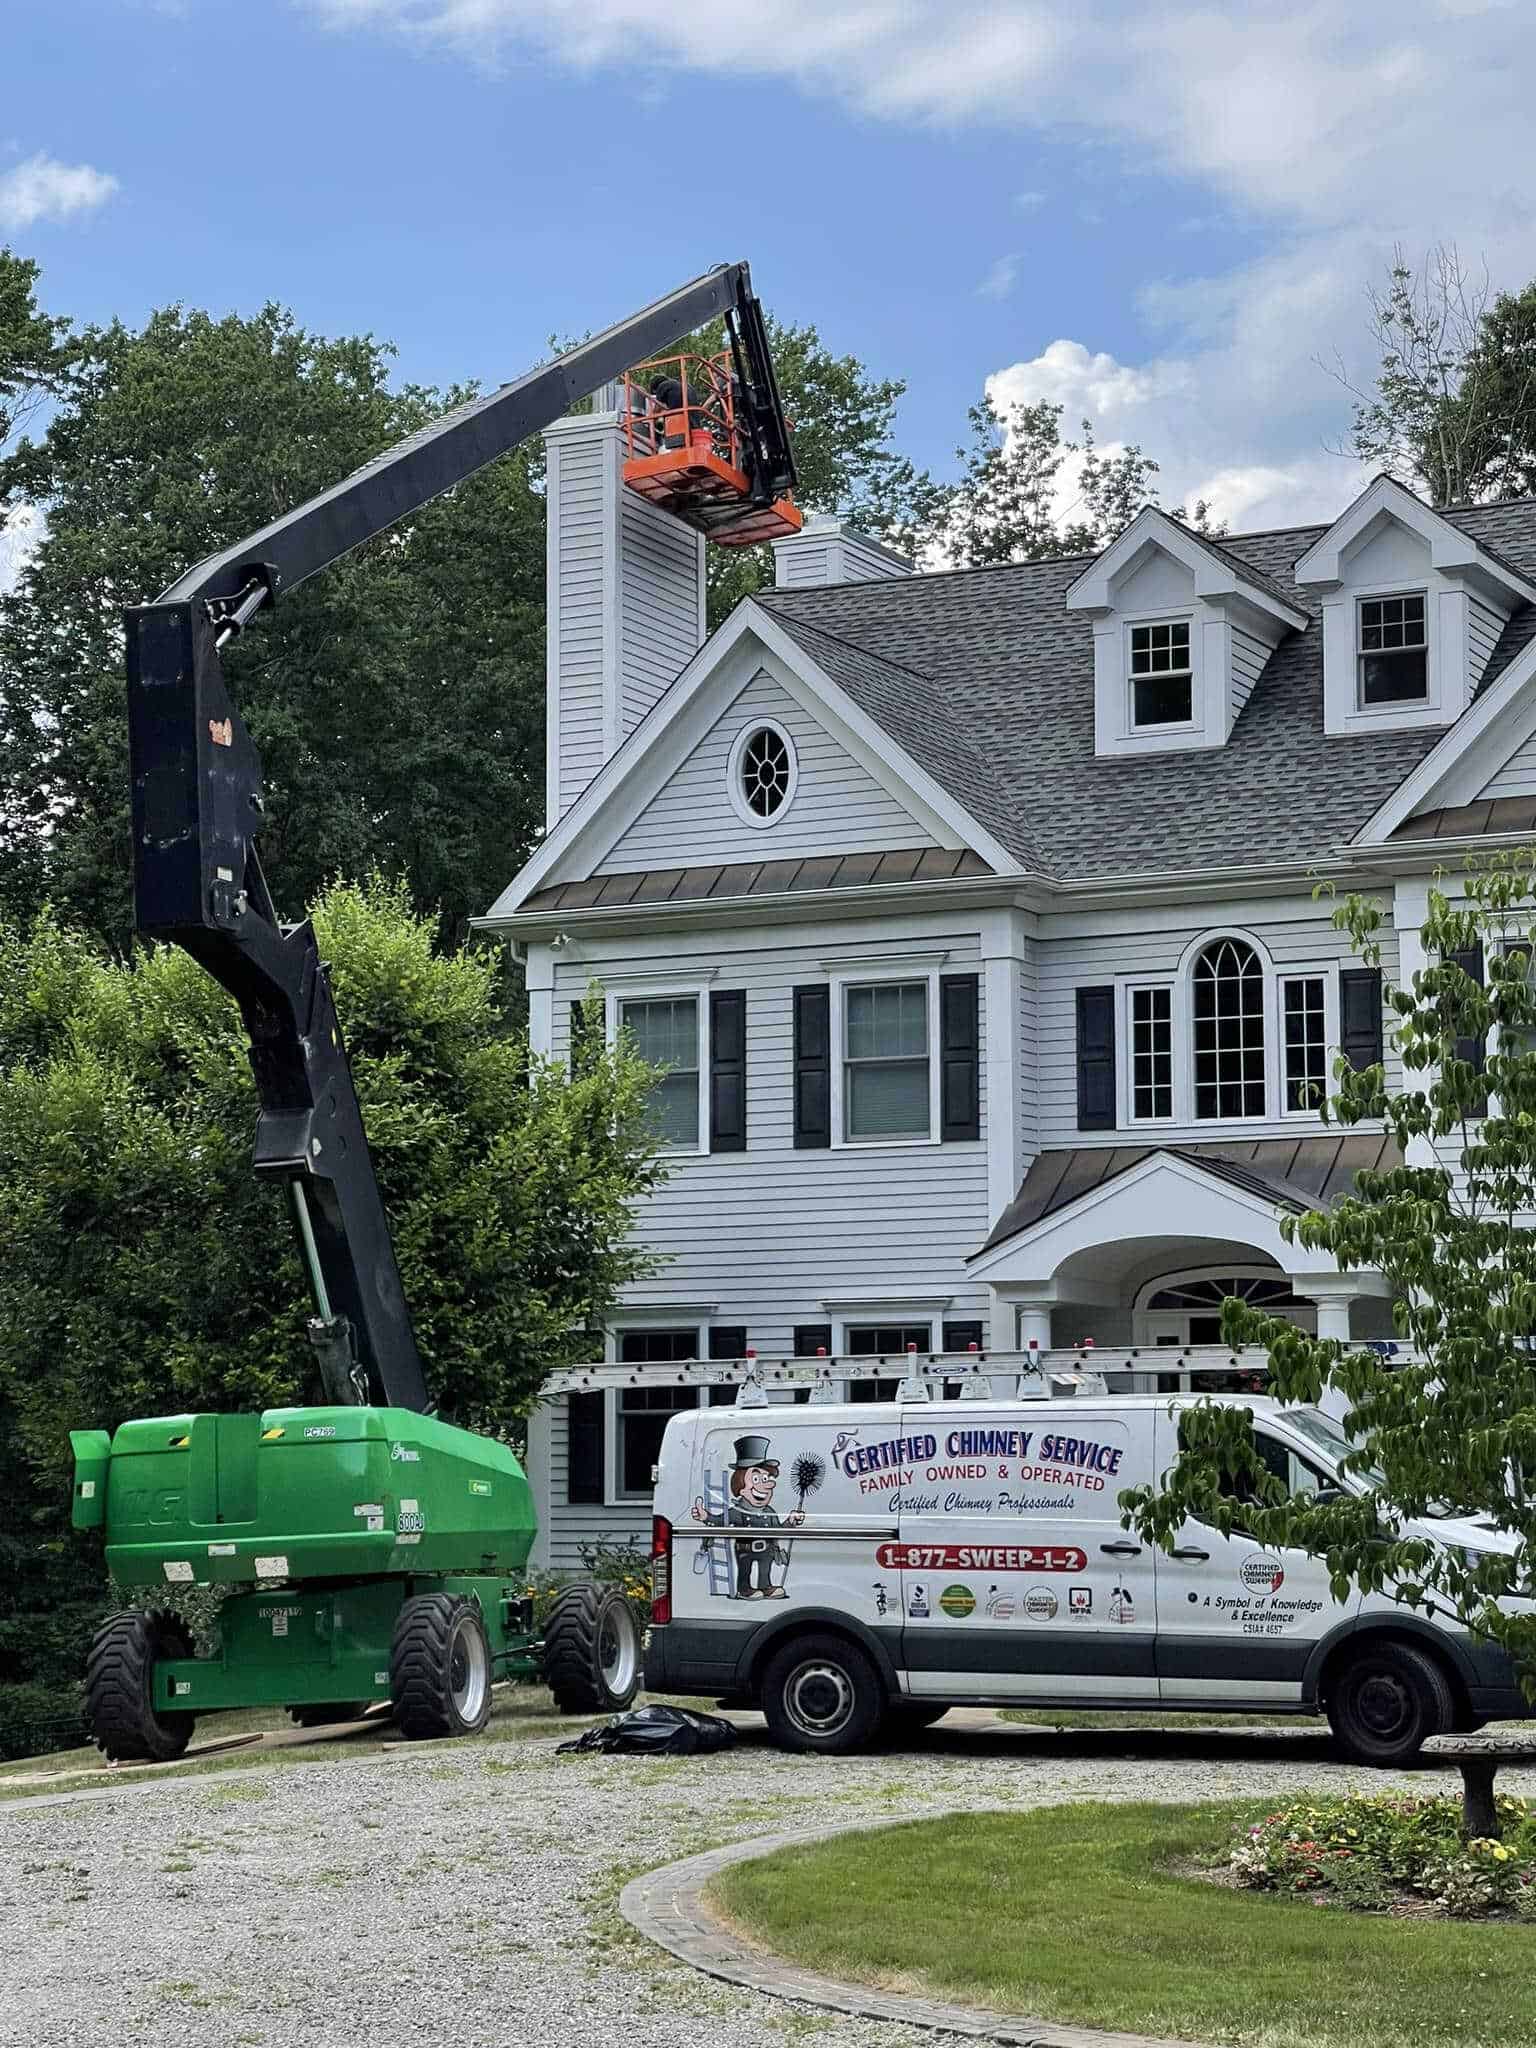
<box><xmin>1327</xmin><ymin>1637</ymin><xmax>1455</xmax><ymax>1765</ymax></box>
<box><xmin>542</xmin><ymin>1583</ymin><xmax>641</xmax><ymax>1714</ymax></box>
<box><xmin>389</xmin><ymin>1593</ymin><xmax>490</xmax><ymax>1741</ymax></box>
<box><xmin>84</xmin><ymin>1610</ymin><xmax>195</xmax><ymax>1763</ymax></box>
<box><xmin>760</xmin><ymin>1631</ymin><xmax>886</xmax><ymax>1755</ymax></box>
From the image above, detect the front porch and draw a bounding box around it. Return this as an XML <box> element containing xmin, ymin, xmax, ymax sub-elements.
<box><xmin>968</xmin><ymin>1140</ymin><xmax>1401</xmax><ymax>1356</ymax></box>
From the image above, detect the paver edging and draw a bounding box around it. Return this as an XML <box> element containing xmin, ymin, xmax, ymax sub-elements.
<box><xmin>619</xmin><ymin>1807</ymin><xmax>1211</xmax><ymax>2048</ymax></box>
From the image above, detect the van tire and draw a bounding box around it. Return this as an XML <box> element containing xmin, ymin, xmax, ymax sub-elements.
<box><xmin>760</xmin><ymin>1633</ymin><xmax>885</xmax><ymax>1755</ymax></box>
<box><xmin>1326</xmin><ymin>1639</ymin><xmax>1454</xmax><ymax>1766</ymax></box>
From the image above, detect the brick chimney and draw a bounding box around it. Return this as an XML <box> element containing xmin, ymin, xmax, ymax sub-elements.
<box><xmin>544</xmin><ymin>401</ymin><xmax>706</xmax><ymax>827</ymax></box>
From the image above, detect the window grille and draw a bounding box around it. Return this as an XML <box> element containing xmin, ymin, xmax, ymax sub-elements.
<box><xmin>1193</xmin><ymin>937</ymin><xmax>1266</xmax><ymax>1118</ymax></box>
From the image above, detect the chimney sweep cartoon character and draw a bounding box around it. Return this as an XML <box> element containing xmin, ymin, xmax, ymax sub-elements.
<box><xmin>692</xmin><ymin>1434</ymin><xmax>803</xmax><ymax>1598</ymax></box>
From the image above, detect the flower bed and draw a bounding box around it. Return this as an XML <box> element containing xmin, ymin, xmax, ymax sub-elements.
<box><xmin>1231</xmin><ymin>1793</ymin><xmax>1536</xmax><ymax>1918</ymax></box>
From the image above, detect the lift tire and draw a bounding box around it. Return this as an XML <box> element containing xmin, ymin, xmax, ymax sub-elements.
<box><xmin>760</xmin><ymin>1632</ymin><xmax>886</xmax><ymax>1755</ymax></box>
<box><xmin>84</xmin><ymin>1609</ymin><xmax>196</xmax><ymax>1764</ymax></box>
<box><xmin>1326</xmin><ymin>1638</ymin><xmax>1456</xmax><ymax>1766</ymax></box>
<box><xmin>287</xmin><ymin>1702</ymin><xmax>369</xmax><ymax>1729</ymax></box>
<box><xmin>542</xmin><ymin>1583</ymin><xmax>642</xmax><ymax>1715</ymax></box>
<box><xmin>390</xmin><ymin>1593</ymin><xmax>492</xmax><ymax>1741</ymax></box>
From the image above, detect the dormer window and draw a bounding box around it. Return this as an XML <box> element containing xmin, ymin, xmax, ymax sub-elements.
<box><xmin>1129</xmin><ymin>621</ymin><xmax>1193</xmax><ymax>727</ymax></box>
<box><xmin>1358</xmin><ymin>594</ymin><xmax>1428</xmax><ymax>706</ymax></box>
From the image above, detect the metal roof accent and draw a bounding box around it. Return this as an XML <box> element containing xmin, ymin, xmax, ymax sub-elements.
<box><xmin>1393</xmin><ymin>796</ymin><xmax>1536</xmax><ymax>840</ymax></box>
<box><xmin>519</xmin><ymin>845</ymin><xmax>993</xmax><ymax>913</ymax></box>
<box><xmin>974</xmin><ymin>1135</ymin><xmax>1405</xmax><ymax>1259</ymax></box>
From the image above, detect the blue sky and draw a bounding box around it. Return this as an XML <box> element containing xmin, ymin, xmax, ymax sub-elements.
<box><xmin>8</xmin><ymin>1</ymin><xmax>1536</xmax><ymax>538</ymax></box>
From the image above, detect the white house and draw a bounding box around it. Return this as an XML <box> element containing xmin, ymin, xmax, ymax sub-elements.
<box><xmin>484</xmin><ymin>404</ymin><xmax>1536</xmax><ymax>1568</ymax></box>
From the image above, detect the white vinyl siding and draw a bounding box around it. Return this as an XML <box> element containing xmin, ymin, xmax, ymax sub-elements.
<box><xmin>1477</xmin><ymin>728</ymin><xmax>1536</xmax><ymax>801</ymax></box>
<box><xmin>617</xmin><ymin>487</ymin><xmax>704</xmax><ymax>741</ymax></box>
<box><xmin>1230</xmin><ymin>626</ymin><xmax>1269</xmax><ymax>721</ymax></box>
<box><xmin>549</xmin><ymin>431</ymin><xmax>608</xmax><ymax>819</ymax></box>
<box><xmin>1037</xmin><ymin>907</ymin><xmax>1401</xmax><ymax>1146</ymax></box>
<box><xmin>1468</xmin><ymin>598</ymin><xmax>1504</xmax><ymax>692</ymax></box>
<box><xmin>775</xmin><ymin>537</ymin><xmax>834</xmax><ymax>587</ymax></box>
<box><xmin>603</xmin><ymin>670</ymin><xmax>936</xmax><ymax>871</ymax></box>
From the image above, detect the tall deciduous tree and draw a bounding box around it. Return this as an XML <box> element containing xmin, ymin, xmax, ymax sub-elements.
<box><xmin>0</xmin><ymin>246</ymin><xmax>71</xmax><ymax>476</ymax></box>
<box><xmin>1126</xmin><ymin>857</ymin><xmax>1536</xmax><ymax>1693</ymax></box>
<box><xmin>0</xmin><ymin>304</ymin><xmax>546</xmax><ymax>945</ymax></box>
<box><xmin>0</xmin><ymin>875</ymin><xmax>664</xmax><ymax>1476</ymax></box>
<box><xmin>938</xmin><ymin>397</ymin><xmax>1217</xmax><ymax>569</ymax></box>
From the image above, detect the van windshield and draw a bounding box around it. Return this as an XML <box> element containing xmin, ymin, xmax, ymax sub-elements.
<box><xmin>1284</xmin><ymin>1406</ymin><xmax>1467</xmax><ymax>1519</ymax></box>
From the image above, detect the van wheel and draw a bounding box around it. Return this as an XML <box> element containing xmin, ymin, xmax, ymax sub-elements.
<box><xmin>761</xmin><ymin>1634</ymin><xmax>885</xmax><ymax>1755</ymax></box>
<box><xmin>1326</xmin><ymin>1640</ymin><xmax>1454</xmax><ymax>1766</ymax></box>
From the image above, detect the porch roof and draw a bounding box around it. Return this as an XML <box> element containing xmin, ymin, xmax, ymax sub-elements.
<box><xmin>976</xmin><ymin>1136</ymin><xmax>1403</xmax><ymax>1260</ymax></box>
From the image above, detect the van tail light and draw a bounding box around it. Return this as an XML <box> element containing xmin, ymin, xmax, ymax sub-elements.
<box><xmin>651</xmin><ymin>1514</ymin><xmax>673</xmax><ymax>1625</ymax></box>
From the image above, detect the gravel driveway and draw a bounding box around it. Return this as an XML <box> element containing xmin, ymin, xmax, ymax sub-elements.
<box><xmin>7</xmin><ymin>1714</ymin><xmax>1535</xmax><ymax>2048</ymax></box>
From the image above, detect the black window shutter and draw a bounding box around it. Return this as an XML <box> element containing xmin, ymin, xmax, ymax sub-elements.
<box><xmin>1076</xmin><ymin>986</ymin><xmax>1116</xmax><ymax>1130</ymax></box>
<box><xmin>793</xmin><ymin>1324</ymin><xmax>833</xmax><ymax>1356</ymax></box>
<box><xmin>565</xmin><ymin>1392</ymin><xmax>604</xmax><ymax>1504</ymax></box>
<box><xmin>709</xmin><ymin>991</ymin><xmax>747</xmax><ymax>1152</ymax></box>
<box><xmin>939</xmin><ymin>973</ymin><xmax>981</xmax><ymax>1142</ymax></box>
<box><xmin>1452</xmin><ymin>942</ymin><xmax>1486</xmax><ymax>1075</ymax></box>
<box><xmin>1339</xmin><ymin>967</ymin><xmax>1383</xmax><ymax>1072</ymax></box>
<box><xmin>793</xmin><ymin>985</ymin><xmax>831</xmax><ymax>1148</ymax></box>
<box><xmin>569</xmin><ymin>998</ymin><xmax>599</xmax><ymax>1077</ymax></box>
<box><xmin>942</xmin><ymin>1319</ymin><xmax>985</xmax><ymax>1351</ymax></box>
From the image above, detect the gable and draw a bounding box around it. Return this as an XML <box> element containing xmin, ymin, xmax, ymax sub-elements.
<box><xmin>601</xmin><ymin>669</ymin><xmax>938</xmax><ymax>874</ymax></box>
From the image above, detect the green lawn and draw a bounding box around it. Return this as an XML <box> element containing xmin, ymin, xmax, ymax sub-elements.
<box><xmin>710</xmin><ymin>1803</ymin><xmax>1536</xmax><ymax>2048</ymax></box>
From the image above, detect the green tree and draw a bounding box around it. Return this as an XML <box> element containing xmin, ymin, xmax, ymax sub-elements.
<box><xmin>1125</xmin><ymin>856</ymin><xmax>1536</xmax><ymax>1694</ymax></box>
<box><xmin>939</xmin><ymin>397</ymin><xmax>1217</xmax><ymax>568</ymax></box>
<box><xmin>0</xmin><ymin>304</ymin><xmax>546</xmax><ymax>944</ymax></box>
<box><xmin>0</xmin><ymin>875</ymin><xmax>663</xmax><ymax>1475</ymax></box>
<box><xmin>0</xmin><ymin>245</ymin><xmax>71</xmax><ymax>475</ymax></box>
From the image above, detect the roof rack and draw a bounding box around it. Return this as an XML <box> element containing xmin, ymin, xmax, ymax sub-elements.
<box><xmin>538</xmin><ymin>1342</ymin><xmax>1299</xmax><ymax>1406</ymax></box>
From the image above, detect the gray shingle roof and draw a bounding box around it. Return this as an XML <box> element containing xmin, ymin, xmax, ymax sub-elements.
<box><xmin>757</xmin><ymin>497</ymin><xmax>1536</xmax><ymax>882</ymax></box>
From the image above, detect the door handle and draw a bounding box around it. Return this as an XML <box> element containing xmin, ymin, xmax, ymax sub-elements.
<box><xmin>1099</xmin><ymin>1541</ymin><xmax>1142</xmax><ymax>1557</ymax></box>
<box><xmin>1172</xmin><ymin>1546</ymin><xmax>1211</xmax><ymax>1562</ymax></box>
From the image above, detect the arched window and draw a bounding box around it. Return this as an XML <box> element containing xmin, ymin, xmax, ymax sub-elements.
<box><xmin>1193</xmin><ymin>937</ymin><xmax>1265</xmax><ymax>1118</ymax></box>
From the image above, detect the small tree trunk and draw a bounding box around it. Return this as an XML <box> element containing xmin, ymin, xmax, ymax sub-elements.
<box><xmin>1458</xmin><ymin>1758</ymin><xmax>1501</xmax><ymax>1842</ymax></box>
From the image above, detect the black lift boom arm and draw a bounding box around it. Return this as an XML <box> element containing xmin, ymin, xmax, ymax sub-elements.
<box><xmin>125</xmin><ymin>263</ymin><xmax>794</xmax><ymax>1416</ymax></box>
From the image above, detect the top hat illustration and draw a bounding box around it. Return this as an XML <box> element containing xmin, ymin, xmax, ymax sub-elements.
<box><xmin>730</xmin><ymin>1434</ymin><xmax>779</xmax><ymax>1472</ymax></box>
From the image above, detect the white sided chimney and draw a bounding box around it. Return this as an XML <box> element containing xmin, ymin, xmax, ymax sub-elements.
<box><xmin>544</xmin><ymin>400</ymin><xmax>706</xmax><ymax>827</ymax></box>
<box><xmin>771</xmin><ymin>512</ymin><xmax>913</xmax><ymax>589</ymax></box>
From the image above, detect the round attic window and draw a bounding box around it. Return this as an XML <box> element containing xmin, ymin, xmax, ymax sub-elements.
<box><xmin>729</xmin><ymin>719</ymin><xmax>797</xmax><ymax>826</ymax></box>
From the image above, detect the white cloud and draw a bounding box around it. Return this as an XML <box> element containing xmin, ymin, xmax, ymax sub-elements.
<box><xmin>976</xmin><ymin>254</ymin><xmax>1021</xmax><ymax>302</ymax></box>
<box><xmin>305</xmin><ymin>1</ymin><xmax>1536</xmax><ymax>528</ymax></box>
<box><xmin>1013</xmin><ymin>189</ymin><xmax>1046</xmax><ymax>213</ymax></box>
<box><xmin>0</xmin><ymin>154</ymin><xmax>118</xmax><ymax>232</ymax></box>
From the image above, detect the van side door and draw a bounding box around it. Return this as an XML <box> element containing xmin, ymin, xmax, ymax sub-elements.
<box><xmin>893</xmin><ymin>1405</ymin><xmax>1158</xmax><ymax>1705</ymax></box>
<box><xmin>1152</xmin><ymin>1408</ymin><xmax>1355</xmax><ymax>1707</ymax></box>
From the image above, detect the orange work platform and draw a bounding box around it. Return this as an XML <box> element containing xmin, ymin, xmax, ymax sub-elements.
<box><xmin>620</xmin><ymin>354</ymin><xmax>802</xmax><ymax>547</ymax></box>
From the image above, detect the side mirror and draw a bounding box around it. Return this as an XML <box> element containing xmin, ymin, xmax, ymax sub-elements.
<box><xmin>1311</xmin><ymin>1485</ymin><xmax>1346</xmax><ymax>1507</ymax></box>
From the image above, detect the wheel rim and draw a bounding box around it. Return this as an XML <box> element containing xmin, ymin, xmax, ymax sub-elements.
<box><xmin>449</xmin><ymin>1617</ymin><xmax>490</xmax><ymax>1723</ymax></box>
<box><xmin>598</xmin><ymin>1603</ymin><xmax>639</xmax><ymax>1697</ymax></box>
<box><xmin>783</xmin><ymin>1658</ymin><xmax>855</xmax><ymax>1739</ymax></box>
<box><xmin>1355</xmin><ymin>1667</ymin><xmax>1415</xmax><ymax>1742</ymax></box>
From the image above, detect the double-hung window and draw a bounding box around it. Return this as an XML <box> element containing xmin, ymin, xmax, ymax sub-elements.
<box><xmin>1358</xmin><ymin>594</ymin><xmax>1428</xmax><ymax>706</ymax></box>
<box><xmin>1128</xmin><ymin>984</ymin><xmax>1173</xmax><ymax>1121</ymax></box>
<box><xmin>615</xmin><ymin>1328</ymin><xmax>699</xmax><ymax>1498</ymax></box>
<box><xmin>619</xmin><ymin>995</ymin><xmax>701</xmax><ymax>1149</ymax></box>
<box><xmin>843</xmin><ymin>980</ymin><xmax>931</xmax><ymax>1141</ymax></box>
<box><xmin>1281</xmin><ymin>975</ymin><xmax>1328</xmax><ymax>1113</ymax></box>
<box><xmin>1129</xmin><ymin>620</ymin><xmax>1193</xmax><ymax>728</ymax></box>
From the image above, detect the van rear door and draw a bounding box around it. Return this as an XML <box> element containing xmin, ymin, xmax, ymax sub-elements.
<box><xmin>893</xmin><ymin>1404</ymin><xmax>1157</xmax><ymax>1704</ymax></box>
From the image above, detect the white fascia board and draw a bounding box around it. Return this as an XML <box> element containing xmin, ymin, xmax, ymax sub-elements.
<box><xmin>1295</xmin><ymin>473</ymin><xmax>1536</xmax><ymax>607</ymax></box>
<box><xmin>484</xmin><ymin>600</ymin><xmax>1024</xmax><ymax>920</ymax></box>
<box><xmin>1065</xmin><ymin>505</ymin><xmax>1305</xmax><ymax>631</ymax></box>
<box><xmin>1354</xmin><ymin>630</ymin><xmax>1536</xmax><ymax>844</ymax></box>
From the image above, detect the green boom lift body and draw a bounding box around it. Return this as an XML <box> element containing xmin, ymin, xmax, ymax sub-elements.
<box><xmin>70</xmin><ymin>264</ymin><xmax>797</xmax><ymax>1758</ymax></box>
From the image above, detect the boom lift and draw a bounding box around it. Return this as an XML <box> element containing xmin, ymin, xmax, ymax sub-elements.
<box><xmin>68</xmin><ymin>266</ymin><xmax>798</xmax><ymax>1759</ymax></box>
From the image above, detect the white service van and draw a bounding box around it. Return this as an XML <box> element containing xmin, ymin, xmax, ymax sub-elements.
<box><xmin>644</xmin><ymin>1392</ymin><xmax>1528</xmax><ymax>1763</ymax></box>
